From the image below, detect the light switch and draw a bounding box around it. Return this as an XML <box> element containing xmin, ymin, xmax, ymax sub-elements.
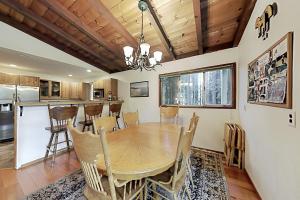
<box><xmin>288</xmin><ymin>112</ymin><xmax>296</xmax><ymax>127</ymax></box>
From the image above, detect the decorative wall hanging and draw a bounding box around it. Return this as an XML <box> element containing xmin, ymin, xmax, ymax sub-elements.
<box><xmin>130</xmin><ymin>81</ymin><xmax>149</xmax><ymax>97</ymax></box>
<box><xmin>247</xmin><ymin>32</ymin><xmax>293</xmax><ymax>109</ymax></box>
<box><xmin>255</xmin><ymin>2</ymin><xmax>278</xmax><ymax>40</ymax></box>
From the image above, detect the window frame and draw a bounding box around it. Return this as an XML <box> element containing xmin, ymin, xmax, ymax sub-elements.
<box><xmin>159</xmin><ymin>63</ymin><xmax>236</xmax><ymax>109</ymax></box>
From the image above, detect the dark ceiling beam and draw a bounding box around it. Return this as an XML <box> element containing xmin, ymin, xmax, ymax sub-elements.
<box><xmin>176</xmin><ymin>50</ymin><xmax>199</xmax><ymax>60</ymax></box>
<box><xmin>39</xmin><ymin>0</ymin><xmax>123</xmax><ymax>58</ymax></box>
<box><xmin>233</xmin><ymin>0</ymin><xmax>257</xmax><ymax>47</ymax></box>
<box><xmin>193</xmin><ymin>0</ymin><xmax>204</xmax><ymax>54</ymax></box>
<box><xmin>144</xmin><ymin>0</ymin><xmax>176</xmax><ymax>60</ymax></box>
<box><xmin>88</xmin><ymin>0</ymin><xmax>138</xmax><ymax>48</ymax></box>
<box><xmin>0</xmin><ymin>0</ymin><xmax>121</xmax><ymax>72</ymax></box>
<box><xmin>204</xmin><ymin>42</ymin><xmax>233</xmax><ymax>53</ymax></box>
<box><xmin>0</xmin><ymin>13</ymin><xmax>116</xmax><ymax>73</ymax></box>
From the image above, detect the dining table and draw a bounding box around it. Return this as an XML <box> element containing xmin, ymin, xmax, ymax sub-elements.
<box><xmin>96</xmin><ymin>122</ymin><xmax>181</xmax><ymax>180</ymax></box>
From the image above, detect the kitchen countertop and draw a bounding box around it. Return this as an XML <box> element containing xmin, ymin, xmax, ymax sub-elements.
<box><xmin>16</xmin><ymin>100</ymin><xmax>123</xmax><ymax>107</ymax></box>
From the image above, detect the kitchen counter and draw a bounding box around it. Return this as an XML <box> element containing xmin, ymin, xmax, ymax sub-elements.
<box><xmin>16</xmin><ymin>100</ymin><xmax>123</xmax><ymax>107</ymax></box>
<box><xmin>14</xmin><ymin>99</ymin><xmax>124</xmax><ymax>169</ymax></box>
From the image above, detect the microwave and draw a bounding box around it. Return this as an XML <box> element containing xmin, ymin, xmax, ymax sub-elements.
<box><xmin>93</xmin><ymin>89</ymin><xmax>104</xmax><ymax>99</ymax></box>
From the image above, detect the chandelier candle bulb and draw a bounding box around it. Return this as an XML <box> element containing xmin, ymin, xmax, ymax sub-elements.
<box><xmin>123</xmin><ymin>46</ymin><xmax>134</xmax><ymax>57</ymax></box>
<box><xmin>140</xmin><ymin>43</ymin><xmax>150</xmax><ymax>56</ymax></box>
<box><xmin>154</xmin><ymin>51</ymin><xmax>163</xmax><ymax>62</ymax></box>
<box><xmin>149</xmin><ymin>57</ymin><xmax>156</xmax><ymax>66</ymax></box>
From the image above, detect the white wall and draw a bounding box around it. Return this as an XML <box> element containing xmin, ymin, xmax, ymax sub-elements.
<box><xmin>104</xmin><ymin>48</ymin><xmax>239</xmax><ymax>152</ymax></box>
<box><xmin>238</xmin><ymin>0</ymin><xmax>300</xmax><ymax>199</ymax></box>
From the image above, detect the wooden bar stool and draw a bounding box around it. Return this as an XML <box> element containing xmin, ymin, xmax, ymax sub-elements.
<box><xmin>79</xmin><ymin>104</ymin><xmax>103</xmax><ymax>132</ymax></box>
<box><xmin>44</xmin><ymin>105</ymin><xmax>78</xmax><ymax>165</ymax></box>
<box><xmin>109</xmin><ymin>103</ymin><xmax>122</xmax><ymax>129</ymax></box>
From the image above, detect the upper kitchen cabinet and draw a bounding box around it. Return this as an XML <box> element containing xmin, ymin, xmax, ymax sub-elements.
<box><xmin>61</xmin><ymin>82</ymin><xmax>70</xmax><ymax>99</ymax></box>
<box><xmin>0</xmin><ymin>72</ymin><xmax>19</xmax><ymax>85</ymax></box>
<box><xmin>94</xmin><ymin>79</ymin><xmax>104</xmax><ymax>89</ymax></box>
<box><xmin>104</xmin><ymin>79</ymin><xmax>118</xmax><ymax>99</ymax></box>
<box><xmin>19</xmin><ymin>76</ymin><xmax>39</xmax><ymax>87</ymax></box>
<box><xmin>40</xmin><ymin>79</ymin><xmax>61</xmax><ymax>99</ymax></box>
<box><xmin>93</xmin><ymin>78</ymin><xmax>118</xmax><ymax>99</ymax></box>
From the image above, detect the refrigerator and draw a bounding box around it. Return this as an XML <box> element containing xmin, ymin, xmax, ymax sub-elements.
<box><xmin>0</xmin><ymin>84</ymin><xmax>39</xmax><ymax>142</ymax></box>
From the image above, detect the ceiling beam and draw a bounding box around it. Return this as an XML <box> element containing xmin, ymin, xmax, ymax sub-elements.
<box><xmin>39</xmin><ymin>0</ymin><xmax>123</xmax><ymax>58</ymax></box>
<box><xmin>193</xmin><ymin>0</ymin><xmax>204</xmax><ymax>54</ymax></box>
<box><xmin>144</xmin><ymin>0</ymin><xmax>176</xmax><ymax>60</ymax></box>
<box><xmin>88</xmin><ymin>0</ymin><xmax>138</xmax><ymax>48</ymax></box>
<box><xmin>0</xmin><ymin>0</ymin><xmax>121</xmax><ymax>72</ymax></box>
<box><xmin>204</xmin><ymin>42</ymin><xmax>233</xmax><ymax>53</ymax></box>
<box><xmin>176</xmin><ymin>50</ymin><xmax>199</xmax><ymax>60</ymax></box>
<box><xmin>0</xmin><ymin>13</ymin><xmax>116</xmax><ymax>73</ymax></box>
<box><xmin>233</xmin><ymin>0</ymin><xmax>257</xmax><ymax>47</ymax></box>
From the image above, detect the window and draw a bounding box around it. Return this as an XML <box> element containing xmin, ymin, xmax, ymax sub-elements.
<box><xmin>159</xmin><ymin>63</ymin><xmax>236</xmax><ymax>108</ymax></box>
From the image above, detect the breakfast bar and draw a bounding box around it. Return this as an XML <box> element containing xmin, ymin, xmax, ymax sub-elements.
<box><xmin>14</xmin><ymin>100</ymin><xmax>123</xmax><ymax>169</ymax></box>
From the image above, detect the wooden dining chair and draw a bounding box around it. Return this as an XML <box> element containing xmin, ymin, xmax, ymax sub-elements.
<box><xmin>160</xmin><ymin>105</ymin><xmax>179</xmax><ymax>124</ymax></box>
<box><xmin>79</xmin><ymin>104</ymin><xmax>103</xmax><ymax>132</ymax></box>
<box><xmin>109</xmin><ymin>103</ymin><xmax>122</xmax><ymax>129</ymax></box>
<box><xmin>146</xmin><ymin>126</ymin><xmax>192</xmax><ymax>200</ymax></box>
<box><xmin>93</xmin><ymin>116</ymin><xmax>117</xmax><ymax>134</ymax></box>
<box><xmin>122</xmin><ymin>110</ymin><xmax>139</xmax><ymax>128</ymax></box>
<box><xmin>67</xmin><ymin>121</ymin><xmax>145</xmax><ymax>200</ymax></box>
<box><xmin>45</xmin><ymin>105</ymin><xmax>78</xmax><ymax>165</ymax></box>
<box><xmin>185</xmin><ymin>113</ymin><xmax>199</xmax><ymax>188</ymax></box>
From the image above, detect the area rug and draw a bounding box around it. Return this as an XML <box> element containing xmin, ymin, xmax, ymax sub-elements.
<box><xmin>25</xmin><ymin>148</ymin><xmax>229</xmax><ymax>200</ymax></box>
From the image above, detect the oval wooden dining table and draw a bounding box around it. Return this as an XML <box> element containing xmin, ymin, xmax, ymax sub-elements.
<box><xmin>96</xmin><ymin>122</ymin><xmax>181</xmax><ymax>181</ymax></box>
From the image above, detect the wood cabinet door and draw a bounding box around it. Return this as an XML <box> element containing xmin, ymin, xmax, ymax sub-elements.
<box><xmin>94</xmin><ymin>80</ymin><xmax>104</xmax><ymax>89</ymax></box>
<box><xmin>19</xmin><ymin>76</ymin><xmax>39</xmax><ymax>87</ymax></box>
<box><xmin>69</xmin><ymin>83</ymin><xmax>79</xmax><ymax>99</ymax></box>
<box><xmin>0</xmin><ymin>72</ymin><xmax>19</xmax><ymax>85</ymax></box>
<box><xmin>61</xmin><ymin>82</ymin><xmax>70</xmax><ymax>99</ymax></box>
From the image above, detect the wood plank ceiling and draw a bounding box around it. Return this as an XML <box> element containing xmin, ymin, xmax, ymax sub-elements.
<box><xmin>0</xmin><ymin>0</ymin><xmax>256</xmax><ymax>73</ymax></box>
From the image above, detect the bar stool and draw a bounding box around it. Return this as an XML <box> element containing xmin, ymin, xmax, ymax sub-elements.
<box><xmin>109</xmin><ymin>103</ymin><xmax>122</xmax><ymax>129</ymax></box>
<box><xmin>44</xmin><ymin>105</ymin><xmax>78</xmax><ymax>165</ymax></box>
<box><xmin>79</xmin><ymin>104</ymin><xmax>103</xmax><ymax>132</ymax></box>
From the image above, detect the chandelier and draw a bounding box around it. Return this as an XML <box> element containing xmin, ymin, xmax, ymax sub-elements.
<box><xmin>123</xmin><ymin>0</ymin><xmax>163</xmax><ymax>71</ymax></box>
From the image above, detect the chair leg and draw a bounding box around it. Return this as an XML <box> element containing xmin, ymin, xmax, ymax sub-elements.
<box><xmin>116</xmin><ymin>119</ymin><xmax>120</xmax><ymax>129</ymax></box>
<box><xmin>144</xmin><ymin>182</ymin><xmax>148</xmax><ymax>200</ymax></box>
<box><xmin>51</xmin><ymin>133</ymin><xmax>59</xmax><ymax>166</ymax></box>
<box><xmin>44</xmin><ymin>133</ymin><xmax>54</xmax><ymax>160</ymax></box>
<box><xmin>185</xmin><ymin>185</ymin><xmax>192</xmax><ymax>200</ymax></box>
<box><xmin>186</xmin><ymin>158</ymin><xmax>194</xmax><ymax>188</ymax></box>
<box><xmin>82</xmin><ymin>124</ymin><xmax>86</xmax><ymax>132</ymax></box>
<box><xmin>65</xmin><ymin>131</ymin><xmax>70</xmax><ymax>151</ymax></box>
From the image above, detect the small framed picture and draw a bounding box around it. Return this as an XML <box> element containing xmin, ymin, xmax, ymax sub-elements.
<box><xmin>130</xmin><ymin>81</ymin><xmax>149</xmax><ymax>97</ymax></box>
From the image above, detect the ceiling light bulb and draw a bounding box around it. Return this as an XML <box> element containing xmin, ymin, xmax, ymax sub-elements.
<box><xmin>149</xmin><ymin>57</ymin><xmax>156</xmax><ymax>66</ymax></box>
<box><xmin>123</xmin><ymin>46</ymin><xmax>133</xmax><ymax>58</ymax></box>
<box><xmin>9</xmin><ymin>64</ymin><xmax>17</xmax><ymax>67</ymax></box>
<box><xmin>86</xmin><ymin>69</ymin><xmax>92</xmax><ymax>72</ymax></box>
<box><xmin>68</xmin><ymin>74</ymin><xmax>73</xmax><ymax>77</ymax></box>
<box><xmin>140</xmin><ymin>43</ymin><xmax>150</xmax><ymax>56</ymax></box>
<box><xmin>154</xmin><ymin>51</ymin><xmax>162</xmax><ymax>62</ymax></box>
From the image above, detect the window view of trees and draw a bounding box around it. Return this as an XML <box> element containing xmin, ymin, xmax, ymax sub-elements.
<box><xmin>160</xmin><ymin>65</ymin><xmax>234</xmax><ymax>107</ymax></box>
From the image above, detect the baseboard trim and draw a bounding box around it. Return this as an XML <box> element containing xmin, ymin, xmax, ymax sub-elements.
<box><xmin>244</xmin><ymin>169</ymin><xmax>263</xmax><ymax>200</ymax></box>
<box><xmin>20</xmin><ymin>148</ymin><xmax>74</xmax><ymax>169</ymax></box>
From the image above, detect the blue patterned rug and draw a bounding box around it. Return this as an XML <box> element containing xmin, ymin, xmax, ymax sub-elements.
<box><xmin>25</xmin><ymin>148</ymin><xmax>229</xmax><ymax>200</ymax></box>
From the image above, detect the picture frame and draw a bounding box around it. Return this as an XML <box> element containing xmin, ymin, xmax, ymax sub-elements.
<box><xmin>247</xmin><ymin>32</ymin><xmax>293</xmax><ymax>108</ymax></box>
<box><xmin>130</xmin><ymin>81</ymin><xmax>149</xmax><ymax>97</ymax></box>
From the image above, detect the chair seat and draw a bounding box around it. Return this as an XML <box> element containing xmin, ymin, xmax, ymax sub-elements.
<box><xmin>45</xmin><ymin>125</ymin><xmax>67</xmax><ymax>133</ymax></box>
<box><xmin>84</xmin><ymin>176</ymin><xmax>144</xmax><ymax>200</ymax></box>
<box><xmin>79</xmin><ymin>120</ymin><xmax>93</xmax><ymax>126</ymax></box>
<box><xmin>148</xmin><ymin>168</ymin><xmax>186</xmax><ymax>192</ymax></box>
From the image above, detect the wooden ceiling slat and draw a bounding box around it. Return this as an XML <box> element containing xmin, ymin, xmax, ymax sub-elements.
<box><xmin>0</xmin><ymin>0</ymin><xmax>121</xmax><ymax>72</ymax></box>
<box><xmin>39</xmin><ymin>0</ymin><xmax>123</xmax><ymax>58</ymax></box>
<box><xmin>233</xmin><ymin>0</ymin><xmax>256</xmax><ymax>46</ymax></box>
<box><xmin>0</xmin><ymin>13</ymin><xmax>117</xmax><ymax>73</ymax></box>
<box><xmin>193</xmin><ymin>0</ymin><xmax>203</xmax><ymax>54</ymax></box>
<box><xmin>88</xmin><ymin>0</ymin><xmax>138</xmax><ymax>47</ymax></box>
<box><xmin>144</xmin><ymin>0</ymin><xmax>176</xmax><ymax>60</ymax></box>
